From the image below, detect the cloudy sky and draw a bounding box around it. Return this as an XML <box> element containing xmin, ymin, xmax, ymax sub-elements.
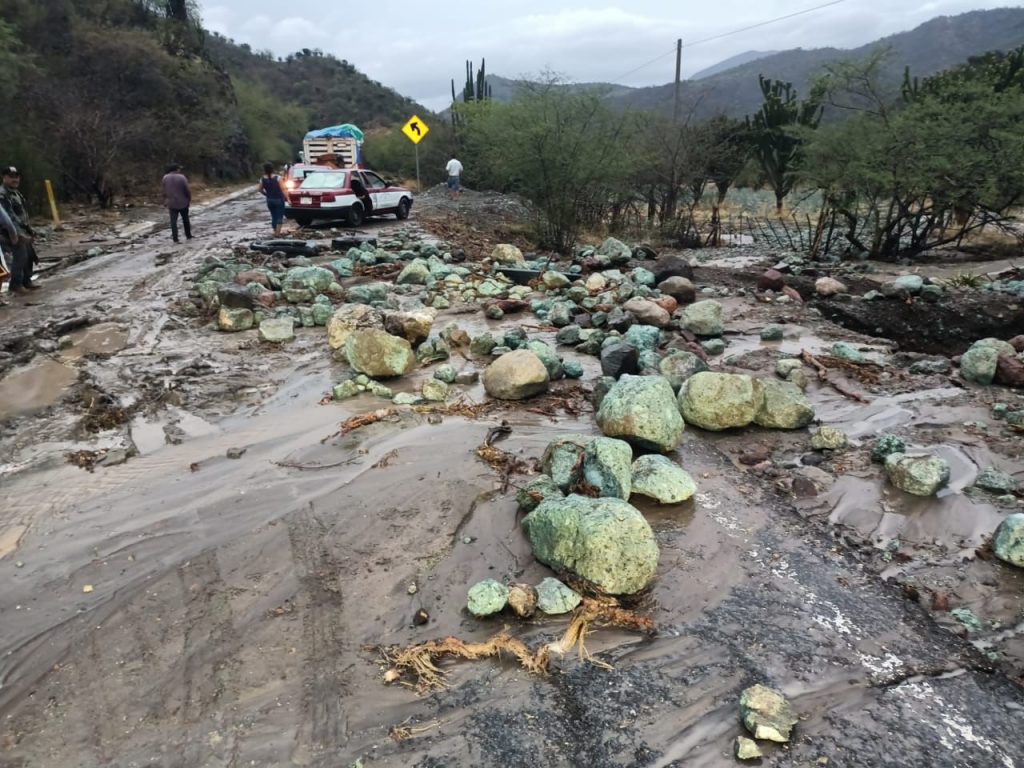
<box><xmin>201</xmin><ymin>0</ymin><xmax>1012</xmax><ymax>109</ymax></box>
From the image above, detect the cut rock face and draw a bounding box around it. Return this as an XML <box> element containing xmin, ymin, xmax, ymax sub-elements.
<box><xmin>521</xmin><ymin>494</ymin><xmax>659</xmax><ymax>595</ymax></box>
<box><xmin>739</xmin><ymin>684</ymin><xmax>798</xmax><ymax>743</ymax></box>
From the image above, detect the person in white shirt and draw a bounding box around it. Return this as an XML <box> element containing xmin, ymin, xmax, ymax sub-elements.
<box><xmin>445</xmin><ymin>157</ymin><xmax>463</xmax><ymax>199</ymax></box>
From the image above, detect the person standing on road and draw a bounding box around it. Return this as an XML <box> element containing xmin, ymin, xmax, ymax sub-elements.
<box><xmin>258</xmin><ymin>163</ymin><xmax>287</xmax><ymax>237</ymax></box>
<box><xmin>161</xmin><ymin>163</ymin><xmax>192</xmax><ymax>243</ymax></box>
<box><xmin>445</xmin><ymin>156</ymin><xmax>463</xmax><ymax>200</ymax></box>
<box><xmin>0</xmin><ymin>197</ymin><xmax>18</xmax><ymax>306</ymax></box>
<box><xmin>0</xmin><ymin>165</ymin><xmax>40</xmax><ymax>295</ymax></box>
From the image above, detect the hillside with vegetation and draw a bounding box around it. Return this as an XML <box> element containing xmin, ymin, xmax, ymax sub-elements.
<box><xmin>0</xmin><ymin>0</ymin><xmax>426</xmax><ymax>207</ymax></box>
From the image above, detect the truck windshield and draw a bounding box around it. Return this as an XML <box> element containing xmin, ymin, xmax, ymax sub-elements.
<box><xmin>300</xmin><ymin>172</ymin><xmax>348</xmax><ymax>189</ymax></box>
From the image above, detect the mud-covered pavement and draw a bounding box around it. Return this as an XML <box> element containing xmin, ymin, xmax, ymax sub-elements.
<box><xmin>1</xmin><ymin>193</ymin><xmax>1023</xmax><ymax>767</ymax></box>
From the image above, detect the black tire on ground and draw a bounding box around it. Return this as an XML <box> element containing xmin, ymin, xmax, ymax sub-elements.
<box><xmin>295</xmin><ymin>215</ymin><xmax>313</xmax><ymax>227</ymax></box>
<box><xmin>346</xmin><ymin>204</ymin><xmax>364</xmax><ymax>228</ymax></box>
<box><xmin>395</xmin><ymin>198</ymin><xmax>411</xmax><ymax>220</ymax></box>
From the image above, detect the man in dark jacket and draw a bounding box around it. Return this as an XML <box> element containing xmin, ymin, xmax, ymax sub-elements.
<box><xmin>0</xmin><ymin>165</ymin><xmax>40</xmax><ymax>294</ymax></box>
<box><xmin>161</xmin><ymin>163</ymin><xmax>192</xmax><ymax>243</ymax></box>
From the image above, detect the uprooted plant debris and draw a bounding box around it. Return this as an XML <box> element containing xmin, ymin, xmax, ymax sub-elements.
<box><xmin>378</xmin><ymin>597</ymin><xmax>656</xmax><ymax>693</ymax></box>
<box><xmin>474</xmin><ymin>421</ymin><xmax>539</xmax><ymax>491</ymax></box>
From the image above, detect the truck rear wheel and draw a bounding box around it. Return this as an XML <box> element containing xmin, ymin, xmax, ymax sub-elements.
<box><xmin>346</xmin><ymin>204</ymin><xmax>364</xmax><ymax>228</ymax></box>
<box><xmin>396</xmin><ymin>198</ymin><xmax>411</xmax><ymax>220</ymax></box>
<box><xmin>295</xmin><ymin>215</ymin><xmax>313</xmax><ymax>227</ymax></box>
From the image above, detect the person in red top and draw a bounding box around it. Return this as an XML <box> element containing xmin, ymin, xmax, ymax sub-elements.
<box><xmin>161</xmin><ymin>163</ymin><xmax>192</xmax><ymax>243</ymax></box>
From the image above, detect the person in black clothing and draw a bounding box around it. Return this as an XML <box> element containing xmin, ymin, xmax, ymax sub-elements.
<box><xmin>0</xmin><ymin>165</ymin><xmax>40</xmax><ymax>294</ymax></box>
<box><xmin>258</xmin><ymin>162</ymin><xmax>286</xmax><ymax>236</ymax></box>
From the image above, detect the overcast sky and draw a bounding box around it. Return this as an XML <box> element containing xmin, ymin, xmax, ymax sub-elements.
<box><xmin>201</xmin><ymin>1</ymin><xmax>1013</xmax><ymax>110</ymax></box>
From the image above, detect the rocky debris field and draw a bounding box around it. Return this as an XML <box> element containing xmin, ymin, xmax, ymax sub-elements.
<box><xmin>0</xmin><ymin>192</ymin><xmax>1022</xmax><ymax>767</ymax></box>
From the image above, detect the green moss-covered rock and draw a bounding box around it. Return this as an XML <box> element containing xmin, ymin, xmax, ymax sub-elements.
<box><xmin>871</xmin><ymin>434</ymin><xmax>905</xmax><ymax>462</ymax></box>
<box><xmin>516</xmin><ymin>474</ymin><xmax>565</xmax><ymax>513</ymax></box>
<box><xmin>974</xmin><ymin>466</ymin><xmax>1018</xmax><ymax>494</ymax></box>
<box><xmin>344</xmin><ymin>329</ymin><xmax>416</xmax><ymax>378</ymax></box>
<box><xmin>258</xmin><ymin>317</ymin><xmax>295</xmax><ymax>343</ymax></box>
<box><xmin>993</xmin><ymin>513</ymin><xmax>1024</xmax><ymax>568</ymax></box>
<box><xmin>434</xmin><ymin>364</ymin><xmax>458</xmax><ymax>384</ymax></box>
<box><xmin>470</xmin><ymin>333</ymin><xmax>497</xmax><ymax>356</ymax></box>
<box><xmin>811</xmin><ymin>427</ymin><xmax>849</xmax><ymax>451</ymax></box>
<box><xmin>596</xmin><ymin>237</ymin><xmax>632</xmax><ymax>265</ymax></box>
<box><xmin>535</xmin><ymin>577</ymin><xmax>582</xmax><ymax>615</ymax></box>
<box><xmin>658</xmin><ymin>351</ymin><xmax>708</xmax><ymax>392</ymax></box>
<box><xmin>283</xmin><ymin>265</ymin><xmax>335</xmax><ymax>294</ymax></box>
<box><xmin>396</xmin><ymin>258</ymin><xmax>431</xmax><ymax>285</ymax></box>
<box><xmin>522</xmin><ymin>495</ymin><xmax>659</xmax><ymax>595</ymax></box>
<box><xmin>525</xmin><ymin>340</ymin><xmax>564</xmax><ymax>381</ymax></box>
<box><xmin>885</xmin><ymin>452</ymin><xmax>951</xmax><ymax>496</ymax></box>
<box><xmin>597</xmin><ymin>374</ymin><xmax>685</xmax><ymax>452</ymax></box>
<box><xmin>421</xmin><ymin>379</ymin><xmax>449</xmax><ymax>402</ymax></box>
<box><xmin>327</xmin><ymin>304</ymin><xmax>384</xmax><ymax>350</ymax></box>
<box><xmin>217</xmin><ymin>307</ymin><xmax>254</xmax><ymax>332</ymax></box>
<box><xmin>467</xmin><ymin>579</ymin><xmax>510</xmax><ymax>617</ymax></box>
<box><xmin>960</xmin><ymin>342</ymin><xmax>1001</xmax><ymax>385</ymax></box>
<box><xmin>542</xmin><ymin>435</ymin><xmax>594</xmax><ymax>492</ymax></box>
<box><xmin>754</xmin><ymin>379</ymin><xmax>815</xmax><ymax>429</ymax></box>
<box><xmin>332</xmin><ymin>380</ymin><xmax>360</xmax><ymax>400</ymax></box>
<box><xmin>678</xmin><ymin>372</ymin><xmax>762</xmax><ymax>431</ymax></box>
<box><xmin>582</xmin><ymin>437</ymin><xmax>633</xmax><ymax>499</ymax></box>
<box><xmin>630</xmin><ymin>455</ymin><xmax>697</xmax><ymax>504</ymax></box>
<box><xmin>739</xmin><ymin>684</ymin><xmax>798</xmax><ymax>743</ymax></box>
<box><xmin>831</xmin><ymin>342</ymin><xmax>867</xmax><ymax>364</ymax></box>
<box><xmin>680</xmin><ymin>300</ymin><xmax>724</xmax><ymax>337</ymax></box>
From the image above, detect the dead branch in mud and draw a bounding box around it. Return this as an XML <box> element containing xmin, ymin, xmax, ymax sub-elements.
<box><xmin>801</xmin><ymin>350</ymin><xmax>871</xmax><ymax>403</ymax></box>
<box><xmin>371</xmin><ymin>449</ymin><xmax>400</xmax><ymax>469</ymax></box>
<box><xmin>475</xmin><ymin>434</ymin><xmax>539</xmax><ymax>493</ymax></box>
<box><xmin>389</xmin><ymin>718</ymin><xmax>447</xmax><ymax>742</ymax></box>
<box><xmin>274</xmin><ymin>457</ymin><xmax>362</xmax><ymax>471</ymax></box>
<box><xmin>379</xmin><ymin>598</ymin><xmax>656</xmax><ymax>692</ymax></box>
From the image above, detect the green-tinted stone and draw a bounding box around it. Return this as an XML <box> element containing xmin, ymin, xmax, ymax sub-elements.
<box><xmin>597</xmin><ymin>375</ymin><xmax>685</xmax><ymax>452</ymax></box>
<box><xmin>516</xmin><ymin>475</ymin><xmax>564</xmax><ymax>513</ymax></box>
<box><xmin>885</xmin><ymin>452</ymin><xmax>951</xmax><ymax>496</ymax></box>
<box><xmin>871</xmin><ymin>434</ymin><xmax>906</xmax><ymax>462</ymax></box>
<box><xmin>582</xmin><ymin>437</ymin><xmax>633</xmax><ymax>499</ymax></box>
<box><xmin>332</xmin><ymin>380</ymin><xmax>360</xmax><ymax>400</ymax></box>
<box><xmin>534</xmin><ymin>577</ymin><xmax>582</xmax><ymax>615</ymax></box>
<box><xmin>467</xmin><ymin>579</ymin><xmax>509</xmax><ymax>617</ymax></box>
<box><xmin>811</xmin><ymin>427</ymin><xmax>849</xmax><ymax>451</ymax></box>
<box><xmin>739</xmin><ymin>684</ymin><xmax>798</xmax><ymax>743</ymax></box>
<box><xmin>994</xmin><ymin>513</ymin><xmax>1024</xmax><ymax>568</ymax></box>
<box><xmin>678</xmin><ymin>372</ymin><xmax>762</xmax><ymax>431</ymax></box>
<box><xmin>630</xmin><ymin>455</ymin><xmax>697</xmax><ymax>504</ymax></box>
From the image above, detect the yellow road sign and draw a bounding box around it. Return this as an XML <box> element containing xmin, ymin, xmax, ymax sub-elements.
<box><xmin>402</xmin><ymin>115</ymin><xmax>429</xmax><ymax>144</ymax></box>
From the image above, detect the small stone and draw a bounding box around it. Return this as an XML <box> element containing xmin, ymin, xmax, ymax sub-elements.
<box><xmin>678</xmin><ymin>372</ymin><xmax>762</xmax><ymax>432</ymax></box>
<box><xmin>542</xmin><ymin>270</ymin><xmax>570</xmax><ymax>290</ymax></box>
<box><xmin>332</xmin><ymin>380</ymin><xmax>360</xmax><ymax>400</ymax></box>
<box><xmin>535</xmin><ymin>578</ymin><xmax>582</xmax><ymax>615</ymax></box>
<box><xmin>735</xmin><ymin>737</ymin><xmax>763</xmax><ymax>761</ymax></box>
<box><xmin>760</xmin><ymin>324</ymin><xmax>785</xmax><ymax>341</ymax></box>
<box><xmin>455</xmin><ymin>370</ymin><xmax>480</xmax><ymax>385</ymax></box>
<box><xmin>217</xmin><ymin>307</ymin><xmax>254</xmax><ymax>332</ymax></box>
<box><xmin>563</xmin><ymin>359</ymin><xmax>584</xmax><ymax>379</ymax></box>
<box><xmin>392</xmin><ymin>392</ymin><xmax>423</xmax><ymax>406</ymax></box>
<box><xmin>226</xmin><ymin>447</ymin><xmax>246</xmax><ymax>460</ymax></box>
<box><xmin>885</xmin><ymin>453</ymin><xmax>951</xmax><ymax>496</ymax></box>
<box><xmin>757</xmin><ymin>269</ymin><xmax>785</xmax><ymax>292</ymax></box>
<box><xmin>258</xmin><ymin>317</ymin><xmax>295</xmax><ymax>343</ymax></box>
<box><xmin>871</xmin><ymin>434</ymin><xmax>905</xmax><ymax>462</ymax></box>
<box><xmin>659</xmin><ymin>351</ymin><xmax>709</xmax><ymax>392</ymax></box>
<box><xmin>960</xmin><ymin>342</ymin><xmax>1000</xmax><ymax>385</ymax></box>
<box><xmin>491</xmin><ymin>244</ymin><xmax>525</xmax><ymax>264</ymax></box>
<box><xmin>811</xmin><ymin>427</ymin><xmax>848</xmax><ymax>451</ymax></box>
<box><xmin>815</xmin><ymin>277</ymin><xmax>847</xmax><ymax>297</ymax></box>
<box><xmin>658</xmin><ymin>276</ymin><xmax>696</xmax><ymax>303</ymax></box>
<box><xmin>345</xmin><ymin>329</ymin><xmax>416</xmax><ymax>378</ymax></box>
<box><xmin>993</xmin><ymin>513</ymin><xmax>1024</xmax><ymax>568</ymax></box>
<box><xmin>407</xmin><ymin>583</ymin><xmax>418</xmax><ymax>595</ymax></box>
<box><xmin>413</xmin><ymin>609</ymin><xmax>430</xmax><ymax>626</ymax></box>
<box><xmin>58</xmin><ymin>335</ymin><xmax>73</xmax><ymax>350</ymax></box>
<box><xmin>776</xmin><ymin>359</ymin><xmax>803</xmax><ymax>379</ymax></box>
<box><xmin>739</xmin><ymin>684</ymin><xmax>798</xmax><ymax>743</ymax></box>
<box><xmin>467</xmin><ymin>579</ymin><xmax>509</xmax><ymax>617</ymax></box>
<box><xmin>974</xmin><ymin>466</ymin><xmax>1018</xmax><ymax>494</ymax></box>
<box><xmin>701</xmin><ymin>338</ymin><xmax>726</xmax><ymax>356</ymax></box>
<box><xmin>82</xmin><ymin>585</ymin><xmax>94</xmax><ymax>594</ymax></box>
<box><xmin>597</xmin><ymin>375</ymin><xmax>685</xmax><ymax>452</ymax></box>
<box><xmin>470</xmin><ymin>333</ymin><xmax>497</xmax><ymax>356</ymax></box>
<box><xmin>831</xmin><ymin>342</ymin><xmax>867</xmax><ymax>364</ymax></box>
<box><xmin>434</xmin><ymin>364</ymin><xmax>458</xmax><ymax>384</ymax></box>
<box><xmin>601</xmin><ymin>342</ymin><xmax>640</xmax><ymax>379</ymax></box>
<box><xmin>421</xmin><ymin>379</ymin><xmax>449</xmax><ymax>402</ymax></box>
<box><xmin>507</xmin><ymin>584</ymin><xmax>538</xmax><ymax>618</ymax></box>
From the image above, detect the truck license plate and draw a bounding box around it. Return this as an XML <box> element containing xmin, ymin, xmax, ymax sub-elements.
<box><xmin>300</xmin><ymin>197</ymin><xmax>313</xmax><ymax>205</ymax></box>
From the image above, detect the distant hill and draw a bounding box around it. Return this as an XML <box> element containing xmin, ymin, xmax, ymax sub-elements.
<box><xmin>483</xmin><ymin>74</ymin><xmax>637</xmax><ymax>102</ymax></box>
<box><xmin>613</xmin><ymin>8</ymin><xmax>1024</xmax><ymax>118</ymax></box>
<box><xmin>690</xmin><ymin>50</ymin><xmax>778</xmax><ymax>81</ymax></box>
<box><xmin>481</xmin><ymin>8</ymin><xmax>1024</xmax><ymax>120</ymax></box>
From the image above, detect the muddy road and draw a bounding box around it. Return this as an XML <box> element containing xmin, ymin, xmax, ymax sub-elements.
<box><xmin>1</xmin><ymin>194</ymin><xmax>1022</xmax><ymax>767</ymax></box>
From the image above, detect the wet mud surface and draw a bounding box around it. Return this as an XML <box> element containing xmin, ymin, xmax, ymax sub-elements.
<box><xmin>1</xmin><ymin>196</ymin><xmax>1023</xmax><ymax>767</ymax></box>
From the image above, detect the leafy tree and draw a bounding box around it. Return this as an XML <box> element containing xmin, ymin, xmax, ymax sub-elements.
<box><xmin>746</xmin><ymin>76</ymin><xmax>824</xmax><ymax>213</ymax></box>
<box><xmin>234</xmin><ymin>78</ymin><xmax>309</xmax><ymax>166</ymax></box>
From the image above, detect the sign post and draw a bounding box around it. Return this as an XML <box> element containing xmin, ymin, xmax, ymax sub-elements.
<box><xmin>401</xmin><ymin>114</ymin><xmax>430</xmax><ymax>193</ymax></box>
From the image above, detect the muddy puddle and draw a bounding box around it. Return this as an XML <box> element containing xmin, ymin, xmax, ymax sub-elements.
<box><xmin>59</xmin><ymin>322</ymin><xmax>129</xmax><ymax>359</ymax></box>
<box><xmin>0</xmin><ymin>358</ymin><xmax>79</xmax><ymax>420</ymax></box>
<box><xmin>1</xmin><ymin>198</ymin><xmax>1023</xmax><ymax>767</ymax></box>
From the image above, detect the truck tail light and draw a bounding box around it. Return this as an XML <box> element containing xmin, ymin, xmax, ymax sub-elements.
<box><xmin>321</xmin><ymin>193</ymin><xmax>336</xmax><ymax>203</ymax></box>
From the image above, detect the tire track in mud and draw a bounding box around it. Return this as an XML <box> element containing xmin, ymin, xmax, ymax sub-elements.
<box><xmin>286</xmin><ymin>502</ymin><xmax>351</xmax><ymax>763</ymax></box>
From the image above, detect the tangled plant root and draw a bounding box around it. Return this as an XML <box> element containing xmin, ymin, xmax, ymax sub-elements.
<box><xmin>380</xmin><ymin>598</ymin><xmax>655</xmax><ymax>692</ymax></box>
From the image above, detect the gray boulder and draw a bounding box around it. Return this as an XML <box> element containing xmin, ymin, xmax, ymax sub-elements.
<box><xmin>659</xmin><ymin>350</ymin><xmax>709</xmax><ymax>392</ymax></box>
<box><xmin>680</xmin><ymin>300</ymin><xmax>724</xmax><ymax>337</ymax></box>
<box><xmin>754</xmin><ymin>379</ymin><xmax>815</xmax><ymax>429</ymax></box>
<box><xmin>482</xmin><ymin>349</ymin><xmax>550</xmax><ymax>400</ymax></box>
<box><xmin>258</xmin><ymin>317</ymin><xmax>295</xmax><ymax>343</ymax></box>
<box><xmin>885</xmin><ymin>453</ymin><xmax>951</xmax><ymax>496</ymax></box>
<box><xmin>631</xmin><ymin>455</ymin><xmax>697</xmax><ymax>504</ymax></box>
<box><xmin>678</xmin><ymin>372</ymin><xmax>762</xmax><ymax>431</ymax></box>
<box><xmin>345</xmin><ymin>329</ymin><xmax>416</xmax><ymax>378</ymax></box>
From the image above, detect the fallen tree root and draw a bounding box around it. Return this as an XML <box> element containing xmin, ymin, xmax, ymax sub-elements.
<box><xmin>380</xmin><ymin>598</ymin><xmax>655</xmax><ymax>692</ymax></box>
<box><xmin>801</xmin><ymin>350</ymin><xmax>870</xmax><ymax>403</ymax></box>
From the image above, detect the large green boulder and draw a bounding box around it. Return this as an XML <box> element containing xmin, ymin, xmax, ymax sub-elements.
<box><xmin>344</xmin><ymin>329</ymin><xmax>415</xmax><ymax>378</ymax></box>
<box><xmin>596</xmin><ymin>237</ymin><xmax>632</xmax><ymax>265</ymax></box>
<box><xmin>993</xmin><ymin>513</ymin><xmax>1024</xmax><ymax>568</ymax></box>
<box><xmin>522</xmin><ymin>495</ymin><xmax>659</xmax><ymax>595</ymax></box>
<box><xmin>754</xmin><ymin>379</ymin><xmax>815</xmax><ymax>429</ymax></box>
<box><xmin>678</xmin><ymin>372</ymin><xmax>763</xmax><ymax>431</ymax></box>
<box><xmin>630</xmin><ymin>455</ymin><xmax>697</xmax><ymax>504</ymax></box>
<box><xmin>582</xmin><ymin>437</ymin><xmax>633</xmax><ymax>499</ymax></box>
<box><xmin>960</xmin><ymin>341</ymin><xmax>1002</xmax><ymax>385</ymax></box>
<box><xmin>258</xmin><ymin>317</ymin><xmax>295</xmax><ymax>343</ymax></box>
<box><xmin>396</xmin><ymin>258</ymin><xmax>431</xmax><ymax>285</ymax></box>
<box><xmin>596</xmin><ymin>374</ymin><xmax>685</xmax><ymax>452</ymax></box>
<box><xmin>885</xmin><ymin>452</ymin><xmax>951</xmax><ymax>496</ymax></box>
<box><xmin>283</xmin><ymin>266</ymin><xmax>335</xmax><ymax>294</ymax></box>
<box><xmin>680</xmin><ymin>300</ymin><xmax>724</xmax><ymax>337</ymax></box>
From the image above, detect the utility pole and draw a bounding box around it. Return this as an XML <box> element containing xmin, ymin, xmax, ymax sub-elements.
<box><xmin>673</xmin><ymin>38</ymin><xmax>682</xmax><ymax>123</ymax></box>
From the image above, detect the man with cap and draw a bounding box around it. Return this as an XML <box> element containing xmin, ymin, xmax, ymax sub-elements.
<box><xmin>0</xmin><ymin>165</ymin><xmax>40</xmax><ymax>294</ymax></box>
<box><xmin>161</xmin><ymin>163</ymin><xmax>193</xmax><ymax>243</ymax></box>
<box><xmin>0</xmin><ymin>199</ymin><xmax>17</xmax><ymax>305</ymax></box>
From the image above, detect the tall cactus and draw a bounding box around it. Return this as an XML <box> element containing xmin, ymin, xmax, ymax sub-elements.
<box><xmin>462</xmin><ymin>60</ymin><xmax>492</xmax><ymax>103</ymax></box>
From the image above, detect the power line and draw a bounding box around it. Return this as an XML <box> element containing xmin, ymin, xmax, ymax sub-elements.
<box><xmin>608</xmin><ymin>0</ymin><xmax>845</xmax><ymax>83</ymax></box>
